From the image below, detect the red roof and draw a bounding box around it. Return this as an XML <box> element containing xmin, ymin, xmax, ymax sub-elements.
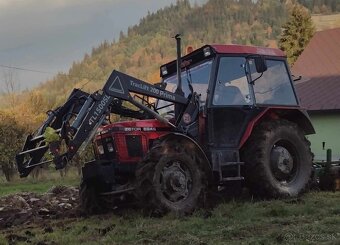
<box><xmin>292</xmin><ymin>28</ymin><xmax>340</xmax><ymax>111</ymax></box>
<box><xmin>295</xmin><ymin>76</ymin><xmax>340</xmax><ymax>111</ymax></box>
<box><xmin>211</xmin><ymin>44</ymin><xmax>286</xmax><ymax>57</ymax></box>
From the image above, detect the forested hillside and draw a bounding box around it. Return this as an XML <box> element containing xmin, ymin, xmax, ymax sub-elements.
<box><xmin>40</xmin><ymin>0</ymin><xmax>289</xmax><ymax>103</ymax></box>
<box><xmin>299</xmin><ymin>0</ymin><xmax>340</xmax><ymax>13</ymax></box>
<box><xmin>0</xmin><ymin>0</ymin><xmax>339</xmax><ymax>132</ymax></box>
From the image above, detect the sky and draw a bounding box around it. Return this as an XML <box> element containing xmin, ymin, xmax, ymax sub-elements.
<box><xmin>0</xmin><ymin>0</ymin><xmax>205</xmax><ymax>92</ymax></box>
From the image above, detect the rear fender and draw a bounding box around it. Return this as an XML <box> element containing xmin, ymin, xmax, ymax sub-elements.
<box><xmin>240</xmin><ymin>108</ymin><xmax>315</xmax><ymax>148</ymax></box>
<box><xmin>277</xmin><ymin>109</ymin><xmax>315</xmax><ymax>134</ymax></box>
<box><xmin>159</xmin><ymin>133</ymin><xmax>213</xmax><ymax>184</ymax></box>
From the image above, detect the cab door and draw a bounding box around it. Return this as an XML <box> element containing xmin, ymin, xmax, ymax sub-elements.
<box><xmin>206</xmin><ymin>56</ymin><xmax>262</xmax><ymax>171</ymax></box>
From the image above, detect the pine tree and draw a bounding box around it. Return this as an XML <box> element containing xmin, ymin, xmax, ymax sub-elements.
<box><xmin>278</xmin><ymin>4</ymin><xmax>315</xmax><ymax>64</ymax></box>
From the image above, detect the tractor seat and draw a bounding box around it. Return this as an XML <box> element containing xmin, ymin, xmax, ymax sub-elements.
<box><xmin>214</xmin><ymin>85</ymin><xmax>246</xmax><ymax>105</ymax></box>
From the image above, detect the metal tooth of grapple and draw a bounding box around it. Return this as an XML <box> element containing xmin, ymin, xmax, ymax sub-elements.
<box><xmin>16</xmin><ymin>134</ymin><xmax>49</xmax><ymax>177</ymax></box>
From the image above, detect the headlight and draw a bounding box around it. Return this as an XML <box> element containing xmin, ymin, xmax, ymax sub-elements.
<box><xmin>97</xmin><ymin>145</ymin><xmax>104</xmax><ymax>155</ymax></box>
<box><xmin>203</xmin><ymin>47</ymin><xmax>211</xmax><ymax>57</ymax></box>
<box><xmin>161</xmin><ymin>66</ymin><xmax>168</xmax><ymax>76</ymax></box>
<box><xmin>107</xmin><ymin>143</ymin><xmax>114</xmax><ymax>152</ymax></box>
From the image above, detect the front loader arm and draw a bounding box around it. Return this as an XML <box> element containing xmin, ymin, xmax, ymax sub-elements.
<box><xmin>16</xmin><ymin>70</ymin><xmax>189</xmax><ymax>177</ymax></box>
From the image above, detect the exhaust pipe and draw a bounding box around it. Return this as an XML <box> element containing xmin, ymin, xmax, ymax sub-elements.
<box><xmin>174</xmin><ymin>34</ymin><xmax>184</xmax><ymax>120</ymax></box>
<box><xmin>175</xmin><ymin>34</ymin><xmax>184</xmax><ymax>97</ymax></box>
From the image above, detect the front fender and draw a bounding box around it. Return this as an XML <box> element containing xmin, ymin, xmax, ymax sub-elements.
<box><xmin>159</xmin><ymin>133</ymin><xmax>213</xmax><ymax>184</ymax></box>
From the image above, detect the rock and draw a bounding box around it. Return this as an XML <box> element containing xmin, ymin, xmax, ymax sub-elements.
<box><xmin>48</xmin><ymin>185</ymin><xmax>67</xmax><ymax>195</ymax></box>
<box><xmin>38</xmin><ymin>208</ymin><xmax>50</xmax><ymax>215</ymax></box>
<box><xmin>8</xmin><ymin>195</ymin><xmax>30</xmax><ymax>209</ymax></box>
<box><xmin>29</xmin><ymin>198</ymin><xmax>40</xmax><ymax>203</ymax></box>
<box><xmin>58</xmin><ymin>203</ymin><xmax>72</xmax><ymax>209</ymax></box>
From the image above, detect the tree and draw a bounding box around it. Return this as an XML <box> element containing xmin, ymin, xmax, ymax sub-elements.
<box><xmin>2</xmin><ymin>69</ymin><xmax>20</xmax><ymax>94</ymax></box>
<box><xmin>1</xmin><ymin>69</ymin><xmax>20</xmax><ymax>109</ymax></box>
<box><xmin>0</xmin><ymin>112</ymin><xmax>26</xmax><ymax>181</ymax></box>
<box><xmin>278</xmin><ymin>4</ymin><xmax>315</xmax><ymax>65</ymax></box>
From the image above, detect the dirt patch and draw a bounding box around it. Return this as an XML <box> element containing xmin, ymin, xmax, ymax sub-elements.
<box><xmin>0</xmin><ymin>186</ymin><xmax>80</xmax><ymax>229</ymax></box>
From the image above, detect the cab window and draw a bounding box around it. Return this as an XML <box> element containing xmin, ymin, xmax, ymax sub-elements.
<box><xmin>164</xmin><ymin>60</ymin><xmax>212</xmax><ymax>103</ymax></box>
<box><xmin>213</xmin><ymin>57</ymin><xmax>252</xmax><ymax>105</ymax></box>
<box><xmin>157</xmin><ymin>60</ymin><xmax>212</xmax><ymax>117</ymax></box>
<box><xmin>250</xmin><ymin>59</ymin><xmax>297</xmax><ymax>105</ymax></box>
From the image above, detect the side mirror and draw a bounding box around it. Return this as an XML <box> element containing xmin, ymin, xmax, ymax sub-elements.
<box><xmin>254</xmin><ymin>56</ymin><xmax>267</xmax><ymax>73</ymax></box>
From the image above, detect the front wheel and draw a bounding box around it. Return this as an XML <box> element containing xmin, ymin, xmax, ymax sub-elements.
<box><xmin>79</xmin><ymin>180</ymin><xmax>106</xmax><ymax>215</ymax></box>
<box><xmin>242</xmin><ymin>120</ymin><xmax>313</xmax><ymax>198</ymax></box>
<box><xmin>135</xmin><ymin>146</ymin><xmax>205</xmax><ymax>215</ymax></box>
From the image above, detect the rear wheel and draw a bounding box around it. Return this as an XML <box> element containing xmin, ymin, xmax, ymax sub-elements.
<box><xmin>135</xmin><ymin>141</ymin><xmax>206</xmax><ymax>215</ymax></box>
<box><xmin>242</xmin><ymin>120</ymin><xmax>312</xmax><ymax>198</ymax></box>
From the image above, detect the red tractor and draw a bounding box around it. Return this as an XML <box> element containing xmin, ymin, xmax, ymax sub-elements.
<box><xmin>16</xmin><ymin>36</ymin><xmax>314</xmax><ymax>215</ymax></box>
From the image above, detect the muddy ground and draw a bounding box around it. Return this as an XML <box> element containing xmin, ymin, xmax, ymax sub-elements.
<box><xmin>0</xmin><ymin>186</ymin><xmax>80</xmax><ymax>230</ymax></box>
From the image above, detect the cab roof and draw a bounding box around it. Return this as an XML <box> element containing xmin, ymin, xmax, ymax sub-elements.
<box><xmin>160</xmin><ymin>44</ymin><xmax>286</xmax><ymax>78</ymax></box>
<box><xmin>210</xmin><ymin>44</ymin><xmax>286</xmax><ymax>57</ymax></box>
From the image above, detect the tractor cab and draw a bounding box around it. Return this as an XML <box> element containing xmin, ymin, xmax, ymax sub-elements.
<box><xmin>159</xmin><ymin>44</ymin><xmax>313</xmax><ymax>184</ymax></box>
<box><xmin>160</xmin><ymin>44</ymin><xmax>298</xmax><ymax>111</ymax></box>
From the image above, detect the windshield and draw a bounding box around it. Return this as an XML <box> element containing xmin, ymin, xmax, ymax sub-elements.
<box><xmin>157</xmin><ymin>60</ymin><xmax>212</xmax><ymax>116</ymax></box>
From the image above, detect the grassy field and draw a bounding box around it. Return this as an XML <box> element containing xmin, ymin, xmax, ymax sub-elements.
<box><xmin>0</xmin><ymin>169</ymin><xmax>339</xmax><ymax>244</ymax></box>
<box><xmin>0</xmin><ymin>186</ymin><xmax>339</xmax><ymax>244</ymax></box>
<box><xmin>312</xmin><ymin>13</ymin><xmax>340</xmax><ymax>31</ymax></box>
<box><xmin>0</xmin><ymin>168</ymin><xmax>80</xmax><ymax>197</ymax></box>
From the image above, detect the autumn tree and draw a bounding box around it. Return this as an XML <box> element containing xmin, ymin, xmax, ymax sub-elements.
<box><xmin>0</xmin><ymin>112</ymin><xmax>26</xmax><ymax>181</ymax></box>
<box><xmin>278</xmin><ymin>4</ymin><xmax>315</xmax><ymax>65</ymax></box>
<box><xmin>1</xmin><ymin>69</ymin><xmax>20</xmax><ymax>109</ymax></box>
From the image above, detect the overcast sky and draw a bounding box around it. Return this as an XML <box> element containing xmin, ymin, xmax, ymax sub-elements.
<box><xmin>0</xmin><ymin>0</ymin><xmax>205</xmax><ymax>91</ymax></box>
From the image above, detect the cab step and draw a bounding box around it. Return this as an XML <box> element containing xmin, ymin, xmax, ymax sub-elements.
<box><xmin>221</xmin><ymin>176</ymin><xmax>244</xmax><ymax>182</ymax></box>
<box><xmin>219</xmin><ymin>161</ymin><xmax>244</xmax><ymax>183</ymax></box>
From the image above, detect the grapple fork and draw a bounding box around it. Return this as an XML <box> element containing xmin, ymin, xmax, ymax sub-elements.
<box><xmin>16</xmin><ymin>89</ymin><xmax>89</xmax><ymax>177</ymax></box>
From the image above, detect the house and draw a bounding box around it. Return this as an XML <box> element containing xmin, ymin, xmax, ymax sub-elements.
<box><xmin>292</xmin><ymin>28</ymin><xmax>340</xmax><ymax>161</ymax></box>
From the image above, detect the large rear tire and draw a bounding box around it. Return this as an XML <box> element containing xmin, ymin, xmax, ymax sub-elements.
<box><xmin>242</xmin><ymin>120</ymin><xmax>313</xmax><ymax>198</ymax></box>
<box><xmin>135</xmin><ymin>140</ymin><xmax>206</xmax><ymax>215</ymax></box>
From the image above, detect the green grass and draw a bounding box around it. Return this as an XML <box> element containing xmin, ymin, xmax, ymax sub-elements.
<box><xmin>0</xmin><ymin>168</ymin><xmax>80</xmax><ymax>196</ymax></box>
<box><xmin>0</xmin><ymin>191</ymin><xmax>339</xmax><ymax>245</ymax></box>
